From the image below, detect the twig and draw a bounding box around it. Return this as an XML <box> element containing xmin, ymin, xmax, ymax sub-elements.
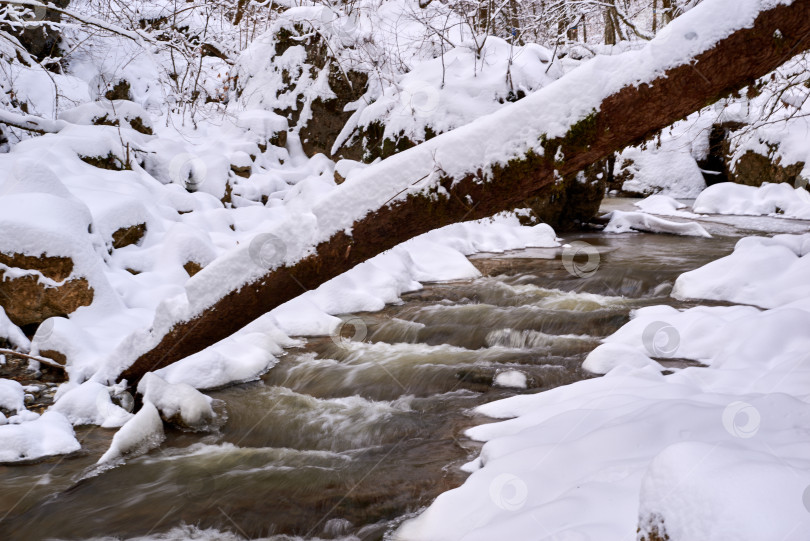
<box><xmin>0</xmin><ymin>348</ymin><xmax>67</xmax><ymax>371</ymax></box>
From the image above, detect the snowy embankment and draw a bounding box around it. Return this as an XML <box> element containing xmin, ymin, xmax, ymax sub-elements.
<box><xmin>396</xmin><ymin>233</ymin><xmax>810</xmax><ymax>541</ymax></box>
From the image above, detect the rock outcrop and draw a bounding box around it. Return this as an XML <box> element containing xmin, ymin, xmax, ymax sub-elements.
<box><xmin>0</xmin><ymin>252</ymin><xmax>93</xmax><ymax>328</ymax></box>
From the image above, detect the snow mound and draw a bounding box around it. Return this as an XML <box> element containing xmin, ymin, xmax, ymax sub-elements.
<box><xmin>634</xmin><ymin>194</ymin><xmax>699</xmax><ymax>217</ymax></box>
<box><xmin>493</xmin><ymin>370</ymin><xmax>528</xmax><ymax>389</ymax></box>
<box><xmin>604</xmin><ymin>210</ymin><xmax>711</xmax><ymax>237</ymax></box>
<box><xmin>0</xmin><ymin>411</ymin><xmax>80</xmax><ymax>463</ymax></box>
<box><xmin>58</xmin><ymin>100</ymin><xmax>154</xmax><ymax>134</ymax></box>
<box><xmin>582</xmin><ymin>342</ymin><xmax>664</xmax><ymax>374</ymax></box>
<box><xmin>673</xmin><ymin>233</ymin><xmax>810</xmax><ymax>308</ymax></box>
<box><xmin>0</xmin><ymin>378</ymin><xmax>25</xmax><ymax>413</ymax></box>
<box><xmin>617</xmin><ymin>144</ymin><xmax>707</xmax><ymax>198</ymax></box>
<box><xmin>693</xmin><ymin>182</ymin><xmax>810</xmax><ymax>219</ymax></box>
<box><xmin>51</xmin><ymin>381</ymin><xmax>133</xmax><ymax>428</ymax></box>
<box><xmin>138</xmin><ymin>373</ymin><xmax>214</xmax><ymax>429</ymax></box>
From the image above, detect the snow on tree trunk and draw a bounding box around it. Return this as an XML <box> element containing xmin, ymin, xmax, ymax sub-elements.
<box><xmin>119</xmin><ymin>0</ymin><xmax>810</xmax><ymax>385</ymax></box>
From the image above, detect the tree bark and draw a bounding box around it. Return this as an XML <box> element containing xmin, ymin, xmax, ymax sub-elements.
<box><xmin>120</xmin><ymin>0</ymin><xmax>810</xmax><ymax>385</ymax></box>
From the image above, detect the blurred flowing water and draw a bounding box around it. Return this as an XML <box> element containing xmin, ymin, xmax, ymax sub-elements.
<box><xmin>0</xmin><ymin>230</ymin><xmax>740</xmax><ymax>541</ymax></box>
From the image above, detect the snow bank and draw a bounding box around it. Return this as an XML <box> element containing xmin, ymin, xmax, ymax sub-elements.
<box><xmin>673</xmin><ymin>233</ymin><xmax>810</xmax><ymax>308</ymax></box>
<box><xmin>693</xmin><ymin>182</ymin><xmax>810</xmax><ymax>219</ymax></box>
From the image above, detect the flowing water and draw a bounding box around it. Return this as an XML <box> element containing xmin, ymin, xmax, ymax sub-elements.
<box><xmin>4</xmin><ymin>203</ymin><xmax>794</xmax><ymax>541</ymax></box>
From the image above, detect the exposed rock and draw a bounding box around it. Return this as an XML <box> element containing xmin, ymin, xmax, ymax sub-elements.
<box><xmin>454</xmin><ymin>368</ymin><xmax>494</xmax><ymax>387</ymax></box>
<box><xmin>79</xmin><ymin>152</ymin><xmax>129</xmax><ymax>171</ymax></box>
<box><xmin>0</xmin><ymin>252</ymin><xmax>72</xmax><ymax>281</ymax></box>
<box><xmin>104</xmin><ymin>79</ymin><xmax>133</xmax><ymax>101</ymax></box>
<box><xmin>38</xmin><ymin>349</ymin><xmax>68</xmax><ymax>366</ymax></box>
<box><xmin>91</xmin><ymin>113</ymin><xmax>153</xmax><ymax>136</ymax></box>
<box><xmin>637</xmin><ymin>513</ymin><xmax>671</xmax><ymax>541</ymax></box>
<box><xmin>60</xmin><ymin>100</ymin><xmax>155</xmax><ymax>136</ymax></box>
<box><xmin>700</xmin><ymin>122</ymin><xmax>807</xmax><ymax>189</ymax></box>
<box><xmin>15</xmin><ymin>0</ymin><xmax>71</xmax><ymax>61</ymax></box>
<box><xmin>340</xmin><ymin>123</ymin><xmax>424</xmax><ymax>164</ymax></box>
<box><xmin>230</xmin><ymin>164</ymin><xmax>252</xmax><ymax>178</ymax></box>
<box><xmin>269</xmin><ymin>129</ymin><xmax>287</xmax><ymax>149</ymax></box>
<box><xmin>128</xmin><ymin>116</ymin><xmax>152</xmax><ymax>135</ymax></box>
<box><xmin>0</xmin><ymin>252</ymin><xmax>93</xmax><ymax>327</ymax></box>
<box><xmin>518</xmin><ymin>160</ymin><xmax>608</xmax><ymax>231</ymax></box>
<box><xmin>240</xmin><ymin>24</ymin><xmax>369</xmax><ymax>160</ymax></box>
<box><xmin>0</xmin><ymin>354</ymin><xmax>62</xmax><ymax>412</ymax></box>
<box><xmin>138</xmin><ymin>373</ymin><xmax>215</xmax><ymax>431</ymax></box>
<box><xmin>731</xmin><ymin>149</ymin><xmax>805</xmax><ymax>187</ymax></box>
<box><xmin>183</xmin><ymin>261</ymin><xmax>204</xmax><ymax>277</ymax></box>
<box><xmin>300</xmin><ymin>67</ymin><xmax>369</xmax><ymax>160</ymax></box>
<box><xmin>111</xmin><ymin>223</ymin><xmax>146</xmax><ymax>249</ymax></box>
<box><xmin>696</xmin><ymin>122</ymin><xmax>744</xmax><ymax>185</ymax></box>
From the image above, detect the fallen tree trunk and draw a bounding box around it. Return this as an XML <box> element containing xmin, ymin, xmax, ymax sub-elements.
<box><xmin>120</xmin><ymin>0</ymin><xmax>810</xmax><ymax>384</ymax></box>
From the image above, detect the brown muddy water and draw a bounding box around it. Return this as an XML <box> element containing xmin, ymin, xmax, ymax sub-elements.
<box><xmin>0</xmin><ymin>216</ymin><xmax>752</xmax><ymax>540</ymax></box>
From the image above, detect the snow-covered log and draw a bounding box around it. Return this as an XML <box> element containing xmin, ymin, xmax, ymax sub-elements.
<box><xmin>120</xmin><ymin>0</ymin><xmax>810</xmax><ymax>384</ymax></box>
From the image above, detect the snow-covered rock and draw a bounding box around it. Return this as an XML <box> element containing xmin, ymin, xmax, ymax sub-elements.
<box><xmin>604</xmin><ymin>210</ymin><xmax>711</xmax><ymax>237</ymax></box>
<box><xmin>0</xmin><ymin>411</ymin><xmax>80</xmax><ymax>462</ymax></box>
<box><xmin>51</xmin><ymin>381</ymin><xmax>133</xmax><ymax>428</ymax></box>
<box><xmin>137</xmin><ymin>372</ymin><xmax>214</xmax><ymax>430</ymax></box>
<box><xmin>0</xmin><ymin>378</ymin><xmax>25</xmax><ymax>413</ymax></box>
<box><xmin>97</xmin><ymin>401</ymin><xmax>164</xmax><ymax>464</ymax></box>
